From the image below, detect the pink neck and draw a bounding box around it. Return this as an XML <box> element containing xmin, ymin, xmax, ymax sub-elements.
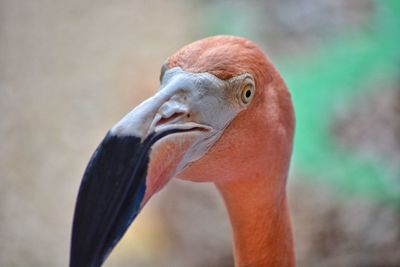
<box><xmin>216</xmin><ymin>174</ymin><xmax>295</xmax><ymax>267</ymax></box>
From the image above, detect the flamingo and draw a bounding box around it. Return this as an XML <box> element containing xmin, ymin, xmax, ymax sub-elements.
<box><xmin>70</xmin><ymin>35</ymin><xmax>295</xmax><ymax>267</ymax></box>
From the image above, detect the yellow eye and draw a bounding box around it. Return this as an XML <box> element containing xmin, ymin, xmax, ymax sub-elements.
<box><xmin>240</xmin><ymin>84</ymin><xmax>254</xmax><ymax>105</ymax></box>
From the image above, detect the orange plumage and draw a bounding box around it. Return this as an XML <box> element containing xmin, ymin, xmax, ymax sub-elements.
<box><xmin>174</xmin><ymin>36</ymin><xmax>296</xmax><ymax>267</ymax></box>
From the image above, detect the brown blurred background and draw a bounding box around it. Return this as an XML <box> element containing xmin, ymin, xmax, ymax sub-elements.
<box><xmin>1</xmin><ymin>0</ymin><xmax>399</xmax><ymax>266</ymax></box>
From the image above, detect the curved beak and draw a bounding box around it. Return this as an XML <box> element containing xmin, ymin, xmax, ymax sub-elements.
<box><xmin>70</xmin><ymin>67</ymin><xmax>250</xmax><ymax>267</ymax></box>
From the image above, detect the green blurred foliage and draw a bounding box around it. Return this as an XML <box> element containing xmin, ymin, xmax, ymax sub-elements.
<box><xmin>201</xmin><ymin>0</ymin><xmax>400</xmax><ymax>204</ymax></box>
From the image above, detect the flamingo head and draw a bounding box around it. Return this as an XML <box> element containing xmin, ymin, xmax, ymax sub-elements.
<box><xmin>70</xmin><ymin>35</ymin><xmax>294</xmax><ymax>267</ymax></box>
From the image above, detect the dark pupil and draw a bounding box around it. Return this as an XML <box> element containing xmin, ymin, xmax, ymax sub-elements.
<box><xmin>245</xmin><ymin>90</ymin><xmax>252</xmax><ymax>98</ymax></box>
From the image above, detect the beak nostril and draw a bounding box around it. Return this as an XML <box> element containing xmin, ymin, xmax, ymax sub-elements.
<box><xmin>156</xmin><ymin>112</ymin><xmax>186</xmax><ymax>126</ymax></box>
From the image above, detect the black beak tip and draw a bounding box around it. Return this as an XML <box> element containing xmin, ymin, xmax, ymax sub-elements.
<box><xmin>70</xmin><ymin>129</ymin><xmax>185</xmax><ymax>267</ymax></box>
<box><xmin>69</xmin><ymin>132</ymin><xmax>149</xmax><ymax>267</ymax></box>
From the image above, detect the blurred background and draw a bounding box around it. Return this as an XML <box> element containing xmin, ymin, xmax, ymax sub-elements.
<box><xmin>1</xmin><ymin>0</ymin><xmax>399</xmax><ymax>266</ymax></box>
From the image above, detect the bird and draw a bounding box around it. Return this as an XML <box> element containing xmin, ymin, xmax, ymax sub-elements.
<box><xmin>70</xmin><ymin>35</ymin><xmax>295</xmax><ymax>267</ymax></box>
